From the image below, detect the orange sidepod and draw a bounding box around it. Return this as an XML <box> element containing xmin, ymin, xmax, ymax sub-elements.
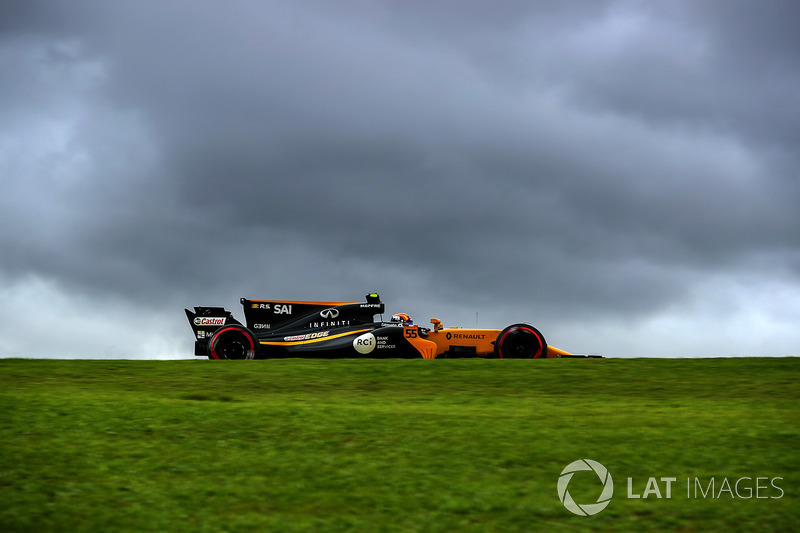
<box><xmin>403</xmin><ymin>326</ymin><xmax>438</xmax><ymax>359</ymax></box>
<box><xmin>424</xmin><ymin>328</ymin><xmax>499</xmax><ymax>357</ymax></box>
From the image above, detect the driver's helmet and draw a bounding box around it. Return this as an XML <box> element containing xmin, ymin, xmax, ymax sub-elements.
<box><xmin>390</xmin><ymin>313</ymin><xmax>413</xmax><ymax>325</ymax></box>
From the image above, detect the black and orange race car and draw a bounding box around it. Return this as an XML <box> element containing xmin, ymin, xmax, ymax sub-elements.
<box><xmin>186</xmin><ymin>293</ymin><xmax>592</xmax><ymax>360</ymax></box>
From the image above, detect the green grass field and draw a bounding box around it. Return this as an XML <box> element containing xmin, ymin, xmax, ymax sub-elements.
<box><xmin>1</xmin><ymin>357</ymin><xmax>797</xmax><ymax>532</ymax></box>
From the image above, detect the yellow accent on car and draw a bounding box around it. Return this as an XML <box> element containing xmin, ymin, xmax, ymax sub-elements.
<box><xmin>546</xmin><ymin>346</ymin><xmax>572</xmax><ymax>358</ymax></box>
<box><xmin>259</xmin><ymin>328</ymin><xmax>373</xmax><ymax>347</ymax></box>
<box><xmin>403</xmin><ymin>326</ymin><xmax>438</xmax><ymax>359</ymax></box>
<box><xmin>425</xmin><ymin>327</ymin><xmax>499</xmax><ymax>357</ymax></box>
<box><xmin>424</xmin><ymin>321</ymin><xmax>570</xmax><ymax>358</ymax></box>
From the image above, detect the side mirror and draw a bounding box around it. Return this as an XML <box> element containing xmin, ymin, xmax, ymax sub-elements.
<box><xmin>430</xmin><ymin>318</ymin><xmax>443</xmax><ymax>332</ymax></box>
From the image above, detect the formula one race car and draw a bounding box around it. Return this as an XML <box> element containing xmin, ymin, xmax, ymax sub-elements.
<box><xmin>186</xmin><ymin>293</ymin><xmax>583</xmax><ymax>360</ymax></box>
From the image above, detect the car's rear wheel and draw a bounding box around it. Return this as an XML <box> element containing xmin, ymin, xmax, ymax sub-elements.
<box><xmin>494</xmin><ymin>324</ymin><xmax>547</xmax><ymax>359</ymax></box>
<box><xmin>208</xmin><ymin>326</ymin><xmax>258</xmax><ymax>360</ymax></box>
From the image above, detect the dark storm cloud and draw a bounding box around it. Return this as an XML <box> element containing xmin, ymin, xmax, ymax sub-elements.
<box><xmin>1</xmin><ymin>1</ymin><xmax>799</xmax><ymax>356</ymax></box>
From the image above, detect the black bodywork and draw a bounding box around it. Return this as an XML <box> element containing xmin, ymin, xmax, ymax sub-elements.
<box><xmin>186</xmin><ymin>293</ymin><xmax>424</xmax><ymax>359</ymax></box>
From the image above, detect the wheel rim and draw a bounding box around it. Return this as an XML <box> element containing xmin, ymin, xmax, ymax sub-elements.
<box><xmin>220</xmin><ymin>336</ymin><xmax>249</xmax><ymax>359</ymax></box>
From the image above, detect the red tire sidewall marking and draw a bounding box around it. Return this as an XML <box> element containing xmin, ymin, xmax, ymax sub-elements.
<box><xmin>528</xmin><ymin>327</ymin><xmax>545</xmax><ymax>358</ymax></box>
<box><xmin>497</xmin><ymin>330</ymin><xmax>512</xmax><ymax>358</ymax></box>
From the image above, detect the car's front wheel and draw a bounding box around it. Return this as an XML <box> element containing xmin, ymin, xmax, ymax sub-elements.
<box><xmin>494</xmin><ymin>324</ymin><xmax>548</xmax><ymax>359</ymax></box>
<box><xmin>208</xmin><ymin>326</ymin><xmax>258</xmax><ymax>360</ymax></box>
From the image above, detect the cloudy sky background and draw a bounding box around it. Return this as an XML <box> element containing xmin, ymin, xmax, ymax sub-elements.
<box><xmin>1</xmin><ymin>0</ymin><xmax>798</xmax><ymax>358</ymax></box>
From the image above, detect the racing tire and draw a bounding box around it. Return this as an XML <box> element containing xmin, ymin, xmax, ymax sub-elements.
<box><xmin>208</xmin><ymin>326</ymin><xmax>258</xmax><ymax>360</ymax></box>
<box><xmin>494</xmin><ymin>324</ymin><xmax>548</xmax><ymax>359</ymax></box>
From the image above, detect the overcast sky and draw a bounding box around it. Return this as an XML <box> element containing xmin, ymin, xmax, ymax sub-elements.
<box><xmin>1</xmin><ymin>0</ymin><xmax>798</xmax><ymax>358</ymax></box>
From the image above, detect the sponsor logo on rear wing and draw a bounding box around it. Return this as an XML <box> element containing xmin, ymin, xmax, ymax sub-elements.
<box><xmin>193</xmin><ymin>317</ymin><xmax>226</xmax><ymax>326</ymax></box>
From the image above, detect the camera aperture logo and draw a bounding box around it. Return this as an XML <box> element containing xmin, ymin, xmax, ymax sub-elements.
<box><xmin>558</xmin><ymin>459</ymin><xmax>614</xmax><ymax>516</ymax></box>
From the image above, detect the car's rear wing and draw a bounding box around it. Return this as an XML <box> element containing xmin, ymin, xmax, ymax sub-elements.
<box><xmin>184</xmin><ymin>306</ymin><xmax>242</xmax><ymax>356</ymax></box>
